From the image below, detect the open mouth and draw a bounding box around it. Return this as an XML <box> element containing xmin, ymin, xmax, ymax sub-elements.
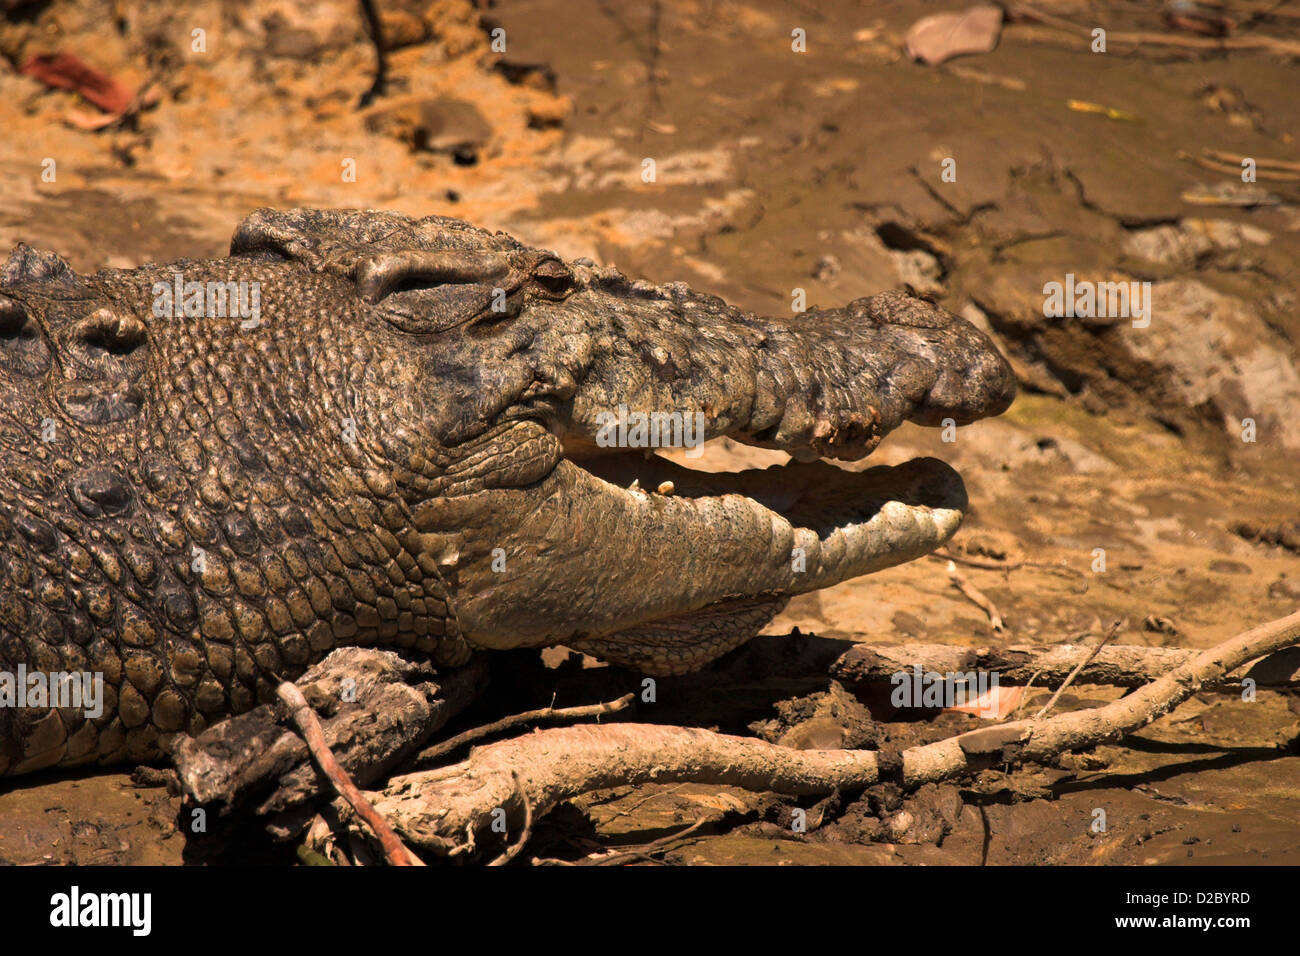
<box><xmin>574</xmin><ymin>445</ymin><xmax>967</xmax><ymax>594</ymax></box>
<box><xmin>450</xmin><ymin>289</ymin><xmax>1015</xmax><ymax>665</ymax></box>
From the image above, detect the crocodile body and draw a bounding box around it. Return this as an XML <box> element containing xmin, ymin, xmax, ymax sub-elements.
<box><xmin>0</xmin><ymin>208</ymin><xmax>1014</xmax><ymax>775</ymax></box>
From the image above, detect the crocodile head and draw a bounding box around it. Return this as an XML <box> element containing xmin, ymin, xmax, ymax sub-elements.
<box><xmin>231</xmin><ymin>209</ymin><xmax>1016</xmax><ymax>674</ymax></box>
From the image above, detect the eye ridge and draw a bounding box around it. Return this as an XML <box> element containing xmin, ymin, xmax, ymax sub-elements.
<box><xmin>354</xmin><ymin>250</ymin><xmax>512</xmax><ymax>304</ymax></box>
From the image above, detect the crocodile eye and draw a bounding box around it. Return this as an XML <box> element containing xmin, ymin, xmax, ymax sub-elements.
<box><xmin>353</xmin><ymin>250</ymin><xmax>511</xmax><ymax>304</ymax></box>
<box><xmin>532</xmin><ymin>258</ymin><xmax>573</xmax><ymax>296</ymax></box>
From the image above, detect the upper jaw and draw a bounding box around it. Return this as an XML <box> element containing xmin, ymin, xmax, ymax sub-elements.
<box><xmin>553</xmin><ymin>286</ymin><xmax>1017</xmax><ymax>465</ymax></box>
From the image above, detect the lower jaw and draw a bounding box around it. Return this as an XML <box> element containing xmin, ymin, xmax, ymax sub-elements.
<box><xmin>573</xmin><ymin>447</ymin><xmax>968</xmax><ymax>591</ymax></box>
<box><xmin>450</xmin><ymin>448</ymin><xmax>966</xmax><ymax>650</ymax></box>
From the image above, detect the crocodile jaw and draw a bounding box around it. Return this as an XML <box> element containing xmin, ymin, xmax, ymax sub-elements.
<box><xmin>433</xmin><ymin>287</ymin><xmax>1013</xmax><ymax>668</ymax></box>
<box><xmin>449</xmin><ymin>452</ymin><xmax>966</xmax><ymax>653</ymax></box>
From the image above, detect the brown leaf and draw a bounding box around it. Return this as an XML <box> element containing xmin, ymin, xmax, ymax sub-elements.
<box><xmin>21</xmin><ymin>51</ymin><xmax>135</xmax><ymax>115</ymax></box>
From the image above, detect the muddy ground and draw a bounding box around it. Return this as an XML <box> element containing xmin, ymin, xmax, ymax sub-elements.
<box><xmin>0</xmin><ymin>0</ymin><xmax>1297</xmax><ymax>864</ymax></box>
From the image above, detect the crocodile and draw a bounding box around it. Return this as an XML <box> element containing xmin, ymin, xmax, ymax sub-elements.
<box><xmin>0</xmin><ymin>207</ymin><xmax>1015</xmax><ymax>776</ymax></box>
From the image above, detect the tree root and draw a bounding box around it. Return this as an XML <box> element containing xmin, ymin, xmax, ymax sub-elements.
<box><xmin>345</xmin><ymin>610</ymin><xmax>1300</xmax><ymax>859</ymax></box>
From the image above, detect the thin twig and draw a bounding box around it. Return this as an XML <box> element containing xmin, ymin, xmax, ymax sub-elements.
<box><xmin>1202</xmin><ymin>147</ymin><xmax>1300</xmax><ymax>173</ymax></box>
<box><xmin>276</xmin><ymin>681</ymin><xmax>424</xmax><ymax>866</ymax></box>
<box><xmin>357</xmin><ymin>0</ymin><xmax>388</xmax><ymax>107</ymax></box>
<box><xmin>590</xmin><ymin>818</ymin><xmax>708</xmax><ymax>866</ymax></box>
<box><xmin>1012</xmin><ymin>669</ymin><xmax>1042</xmax><ymax>721</ymax></box>
<box><xmin>930</xmin><ymin>549</ymin><xmax>1023</xmax><ymax>571</ymax></box>
<box><xmin>1034</xmin><ymin>621</ymin><xmax>1123</xmax><ymax>719</ymax></box>
<box><xmin>1006</xmin><ymin>3</ymin><xmax>1300</xmax><ymax>54</ymax></box>
<box><xmin>611</xmin><ymin>782</ymin><xmax>686</xmax><ymax>818</ymax></box>
<box><xmin>947</xmin><ymin>561</ymin><xmax>1006</xmax><ymax>632</ymax></box>
<box><xmin>416</xmin><ymin>692</ymin><xmax>635</xmax><ymax>766</ymax></box>
<box><xmin>831</xmin><ymin>638</ymin><xmax>1300</xmax><ymax>690</ymax></box>
<box><xmin>1179</xmin><ymin>149</ymin><xmax>1300</xmax><ymax>181</ymax></box>
<box><xmin>488</xmin><ymin>772</ymin><xmax>534</xmax><ymax>866</ymax></box>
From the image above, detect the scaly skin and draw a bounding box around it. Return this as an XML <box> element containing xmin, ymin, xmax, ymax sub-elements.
<box><xmin>0</xmin><ymin>208</ymin><xmax>1015</xmax><ymax>775</ymax></box>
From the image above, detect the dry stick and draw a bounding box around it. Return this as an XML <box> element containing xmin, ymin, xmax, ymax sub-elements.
<box><xmin>930</xmin><ymin>549</ymin><xmax>1023</xmax><ymax>571</ymax></box>
<box><xmin>1034</xmin><ymin>621</ymin><xmax>1123</xmax><ymax>719</ymax></box>
<box><xmin>1007</xmin><ymin>3</ymin><xmax>1300</xmax><ymax>54</ymax></box>
<box><xmin>276</xmin><ymin>681</ymin><xmax>425</xmax><ymax>867</ymax></box>
<box><xmin>928</xmin><ymin>549</ymin><xmax>1084</xmax><ymax>584</ymax></box>
<box><xmin>1012</xmin><ymin>669</ymin><xmax>1043</xmax><ymax>720</ymax></box>
<box><xmin>589</xmin><ymin>818</ymin><xmax>707</xmax><ymax>867</ymax></box>
<box><xmin>487</xmin><ymin>772</ymin><xmax>534</xmax><ymax>867</ymax></box>
<box><xmin>1202</xmin><ymin>147</ymin><xmax>1300</xmax><ymax>173</ymax></box>
<box><xmin>363</xmin><ymin>610</ymin><xmax>1300</xmax><ymax>852</ymax></box>
<box><xmin>1178</xmin><ymin>149</ymin><xmax>1300</xmax><ymax>181</ymax></box>
<box><xmin>415</xmin><ymin>692</ymin><xmax>635</xmax><ymax>766</ymax></box>
<box><xmin>946</xmin><ymin>561</ymin><xmax>1006</xmax><ymax>632</ymax></box>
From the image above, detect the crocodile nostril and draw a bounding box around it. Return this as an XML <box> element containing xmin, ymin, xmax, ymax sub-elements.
<box><xmin>74</xmin><ymin>308</ymin><xmax>148</xmax><ymax>355</ymax></box>
<box><xmin>0</xmin><ymin>294</ymin><xmax>28</xmax><ymax>337</ymax></box>
<box><xmin>0</xmin><ymin>293</ymin><xmax>52</xmax><ymax>376</ymax></box>
<box><xmin>62</xmin><ymin>307</ymin><xmax>150</xmax><ymax>385</ymax></box>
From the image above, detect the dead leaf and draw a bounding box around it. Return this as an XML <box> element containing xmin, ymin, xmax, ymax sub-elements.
<box><xmin>21</xmin><ymin>51</ymin><xmax>135</xmax><ymax>114</ymax></box>
<box><xmin>905</xmin><ymin>5</ymin><xmax>1004</xmax><ymax>66</ymax></box>
<box><xmin>945</xmin><ymin>684</ymin><xmax>1024</xmax><ymax>720</ymax></box>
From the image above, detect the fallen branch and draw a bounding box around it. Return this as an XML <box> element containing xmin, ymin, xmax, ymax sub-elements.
<box><xmin>278</xmin><ymin>681</ymin><xmax>424</xmax><ymax>867</ymax></box>
<box><xmin>415</xmin><ymin>692</ymin><xmax>635</xmax><ymax>767</ymax></box>
<box><xmin>353</xmin><ymin>610</ymin><xmax>1300</xmax><ymax>855</ymax></box>
<box><xmin>830</xmin><ymin>639</ymin><xmax>1300</xmax><ymax>690</ymax></box>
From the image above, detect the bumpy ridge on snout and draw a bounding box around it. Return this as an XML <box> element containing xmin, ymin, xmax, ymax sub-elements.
<box><xmin>561</xmin><ymin>274</ymin><xmax>1017</xmax><ymax>463</ymax></box>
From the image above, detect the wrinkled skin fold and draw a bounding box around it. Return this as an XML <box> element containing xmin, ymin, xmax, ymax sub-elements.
<box><xmin>0</xmin><ymin>208</ymin><xmax>1014</xmax><ymax>774</ymax></box>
